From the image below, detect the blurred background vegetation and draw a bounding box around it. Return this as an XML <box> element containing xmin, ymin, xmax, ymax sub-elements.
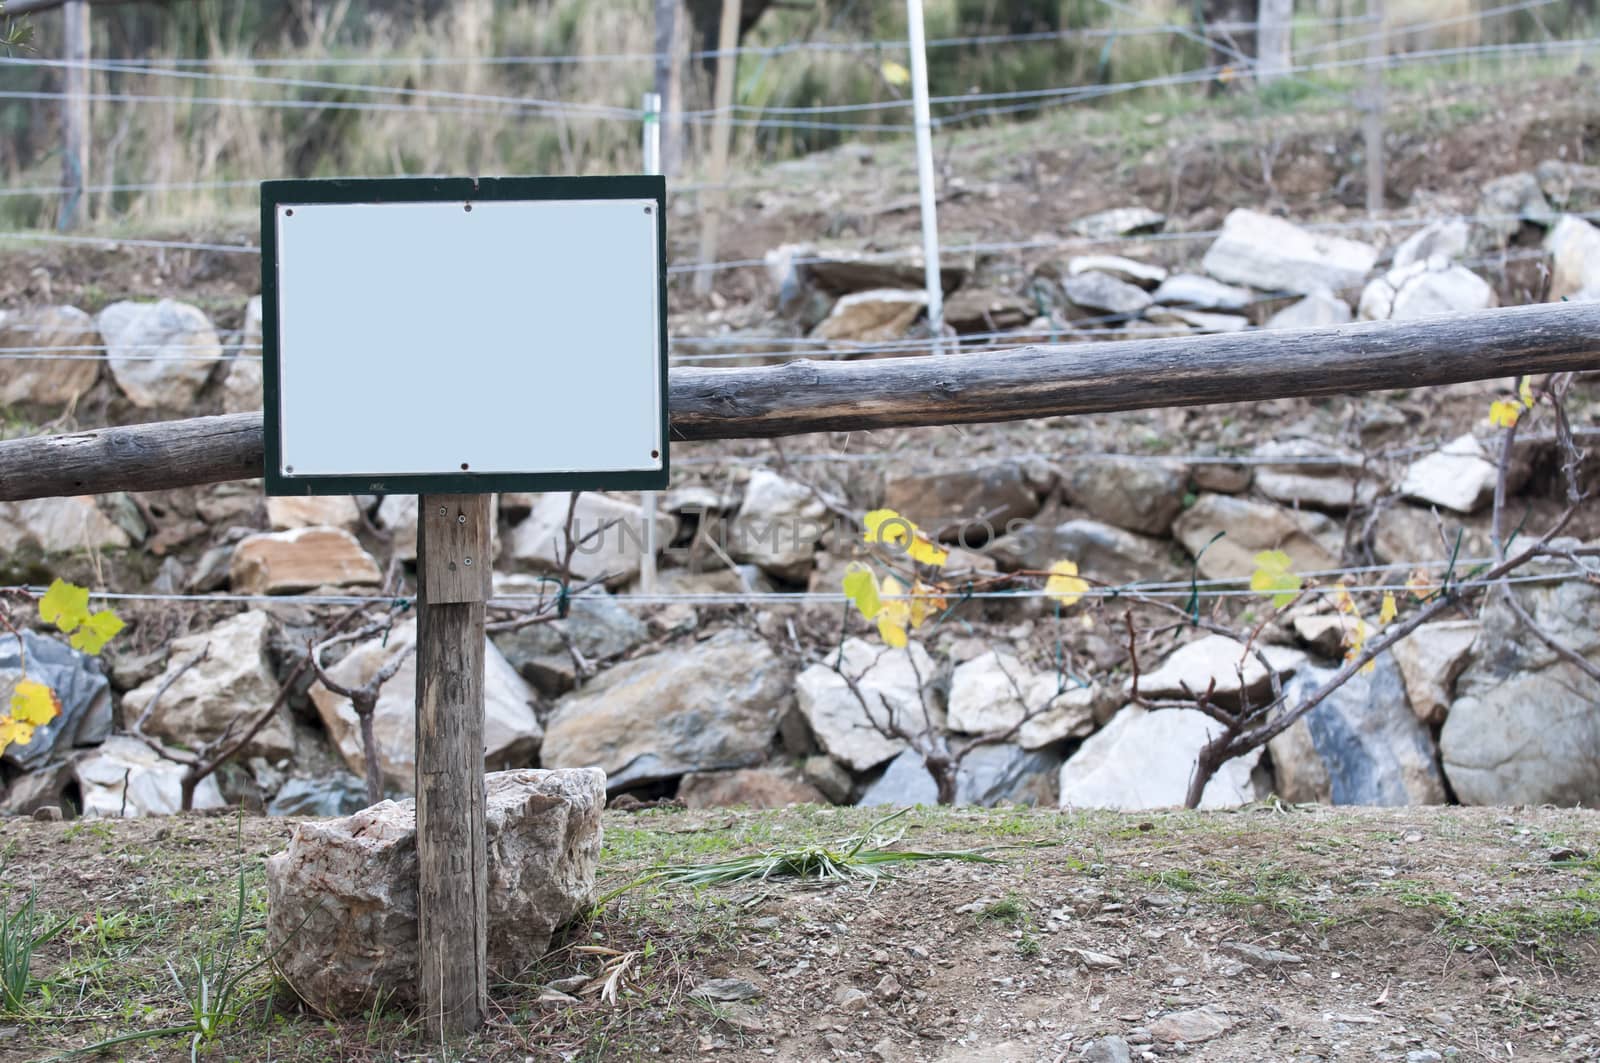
<box><xmin>0</xmin><ymin>0</ymin><xmax>1595</xmax><ymax>228</ymax></box>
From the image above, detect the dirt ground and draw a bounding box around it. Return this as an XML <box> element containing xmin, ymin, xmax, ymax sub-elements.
<box><xmin>1</xmin><ymin>802</ymin><xmax>1596</xmax><ymax>1062</ymax></box>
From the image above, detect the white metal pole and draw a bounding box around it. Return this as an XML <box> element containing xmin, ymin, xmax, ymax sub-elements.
<box><xmin>640</xmin><ymin>92</ymin><xmax>662</xmax><ymax>595</ymax></box>
<box><xmin>905</xmin><ymin>0</ymin><xmax>944</xmax><ymax>348</ymax></box>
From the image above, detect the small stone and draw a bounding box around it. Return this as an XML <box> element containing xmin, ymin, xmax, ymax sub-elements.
<box><xmin>1264</xmin><ymin>289</ymin><xmax>1352</xmax><ymax>330</ymax></box>
<box><xmin>31</xmin><ymin>806</ymin><xmax>62</xmax><ymax>822</ymax></box>
<box><xmin>812</xmin><ymin>288</ymin><xmax>927</xmax><ymax>342</ymax></box>
<box><xmin>692</xmin><ymin>977</ymin><xmax>761</xmax><ymax>1002</ymax></box>
<box><xmin>1202</xmin><ymin>209</ymin><xmax>1377</xmax><ymax>295</ymax></box>
<box><xmin>834</xmin><ymin>986</ymin><xmax>871</xmax><ymax>1013</ymax></box>
<box><xmin>1070</xmin><ymin>206</ymin><xmax>1166</xmax><ymax>240</ymax></box>
<box><xmin>873</xmin><ymin>973</ymin><xmax>902</xmax><ymax>1001</ymax></box>
<box><xmin>1220</xmin><ymin>941</ymin><xmax>1305</xmax><ymax>967</ymax></box>
<box><xmin>1399</xmin><ymin>434</ymin><xmax>1499</xmax><ymax>514</ymax></box>
<box><xmin>1068</xmin><ymin>255</ymin><xmax>1168</xmax><ymax>289</ymax></box>
<box><xmin>1063</xmin><ymin>271</ymin><xmax>1154</xmax><ymax>317</ymax></box>
<box><xmin>1082</xmin><ymin>1035</ymin><xmax>1134</xmax><ymax>1063</ymax></box>
<box><xmin>1151</xmin><ymin>273</ymin><xmax>1254</xmax><ymax>311</ymax></box>
<box><xmin>1149</xmin><ymin>1007</ymin><xmax>1232</xmax><ymax>1044</ymax></box>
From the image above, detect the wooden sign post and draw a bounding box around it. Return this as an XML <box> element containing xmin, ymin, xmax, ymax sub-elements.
<box><xmin>260</xmin><ymin>176</ymin><xmax>668</xmax><ymax>1038</ymax></box>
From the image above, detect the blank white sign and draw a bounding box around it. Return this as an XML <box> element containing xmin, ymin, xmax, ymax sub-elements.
<box><xmin>272</xmin><ymin>197</ymin><xmax>663</xmax><ymax>482</ymax></box>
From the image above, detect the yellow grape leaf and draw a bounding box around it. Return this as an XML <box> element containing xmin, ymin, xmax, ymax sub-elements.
<box><xmin>877</xmin><ymin>575</ymin><xmax>911</xmax><ymax>647</ymax></box>
<box><xmin>1343</xmin><ymin>618</ymin><xmax>1376</xmax><ymax>674</ymax></box>
<box><xmin>906</xmin><ymin>535</ymin><xmax>949</xmax><ymax>568</ymax></box>
<box><xmin>1378</xmin><ymin>591</ymin><xmax>1398</xmax><ymax>626</ymax></box>
<box><xmin>38</xmin><ymin>578</ymin><xmax>91</xmax><ymax>635</ymax></box>
<box><xmin>1331</xmin><ymin>582</ymin><xmax>1357</xmax><ymax>616</ymax></box>
<box><xmin>1249</xmin><ymin>549</ymin><xmax>1301</xmax><ymax>608</ymax></box>
<box><xmin>10</xmin><ymin>679</ymin><xmax>60</xmax><ymax>726</ymax></box>
<box><xmin>1518</xmin><ymin>376</ymin><xmax>1535</xmax><ymax>409</ymax></box>
<box><xmin>880</xmin><ymin>59</ymin><xmax>911</xmax><ymax>87</ymax></box>
<box><xmin>842</xmin><ymin>563</ymin><xmax>882</xmax><ymax>621</ymax></box>
<box><xmin>863</xmin><ymin>509</ymin><xmax>914</xmax><ymax>548</ymax></box>
<box><xmin>1488</xmin><ymin>399</ymin><xmax>1522</xmax><ymax>428</ymax></box>
<box><xmin>908</xmin><ymin>580</ymin><xmax>948</xmax><ymax>629</ymax></box>
<box><xmin>1045</xmin><ymin>560</ymin><xmax>1088</xmax><ymax>606</ymax></box>
<box><xmin>69</xmin><ymin>610</ymin><xmax>125</xmax><ymax>655</ymax></box>
<box><xmin>0</xmin><ymin>716</ymin><xmax>35</xmax><ymax>755</ymax></box>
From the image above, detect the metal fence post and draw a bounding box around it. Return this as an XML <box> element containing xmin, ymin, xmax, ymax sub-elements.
<box><xmin>905</xmin><ymin>0</ymin><xmax>945</xmax><ymax>347</ymax></box>
<box><xmin>640</xmin><ymin>92</ymin><xmax>662</xmax><ymax>595</ymax></box>
<box><xmin>57</xmin><ymin>0</ymin><xmax>90</xmax><ymax>231</ymax></box>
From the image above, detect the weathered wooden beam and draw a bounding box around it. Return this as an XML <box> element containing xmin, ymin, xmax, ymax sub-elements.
<box><xmin>2</xmin><ymin>303</ymin><xmax>1597</xmax><ymax>502</ymax></box>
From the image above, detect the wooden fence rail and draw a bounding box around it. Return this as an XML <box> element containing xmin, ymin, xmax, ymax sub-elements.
<box><xmin>2</xmin><ymin>302</ymin><xmax>1598</xmax><ymax>502</ymax></box>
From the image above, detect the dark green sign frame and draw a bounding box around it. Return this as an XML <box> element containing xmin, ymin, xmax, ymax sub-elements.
<box><xmin>260</xmin><ymin>175</ymin><xmax>669</xmax><ymax>497</ymax></box>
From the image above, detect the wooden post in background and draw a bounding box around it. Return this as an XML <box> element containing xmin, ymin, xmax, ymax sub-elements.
<box><xmin>692</xmin><ymin>0</ymin><xmax>741</xmax><ymax>297</ymax></box>
<box><xmin>416</xmin><ymin>494</ymin><xmax>490</xmax><ymax>1038</ymax></box>
<box><xmin>57</xmin><ymin>0</ymin><xmax>90</xmax><ymax>231</ymax></box>
<box><xmin>1256</xmin><ymin>0</ymin><xmax>1293</xmax><ymax>84</ymax></box>
<box><xmin>1364</xmin><ymin>0</ymin><xmax>1386</xmax><ymax>214</ymax></box>
<box><xmin>654</xmin><ymin>0</ymin><xmax>686</xmax><ymax>177</ymax></box>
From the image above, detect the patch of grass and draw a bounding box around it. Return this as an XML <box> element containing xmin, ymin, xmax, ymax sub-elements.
<box><xmin>2</xmin><ymin>888</ymin><xmax>72</xmax><ymax>1014</ymax></box>
<box><xmin>977</xmin><ymin>895</ymin><xmax>1027</xmax><ymax>925</ymax></box>
<box><xmin>1391</xmin><ymin>880</ymin><xmax>1600</xmax><ymax>963</ymax></box>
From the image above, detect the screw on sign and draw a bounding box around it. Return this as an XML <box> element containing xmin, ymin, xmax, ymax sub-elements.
<box><xmin>261</xmin><ymin>175</ymin><xmax>668</xmax><ymax>1036</ymax></box>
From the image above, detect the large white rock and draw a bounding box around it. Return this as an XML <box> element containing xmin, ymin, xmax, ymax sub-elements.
<box><xmin>1399</xmin><ymin>434</ymin><xmax>1498</xmax><ymax>514</ymax></box>
<box><xmin>1359</xmin><ymin>260</ymin><xmax>1495</xmax><ymax>321</ymax></box>
<box><xmin>230</xmin><ymin>526</ymin><xmax>383</xmax><ymax>594</ymax></box>
<box><xmin>541</xmin><ymin>629</ymin><xmax>790</xmax><ymax>790</ymax></box>
<box><xmin>122</xmin><ymin>610</ymin><xmax>292</xmax><ymax>760</ymax></box>
<box><xmin>75</xmin><ymin>735</ymin><xmax>227</xmax><ymax>817</ymax></box>
<box><xmin>0</xmin><ymin>305</ymin><xmax>100</xmax><ymax>406</ymax></box>
<box><xmin>728</xmin><ymin>470</ymin><xmax>829</xmax><ymax>581</ymax></box>
<box><xmin>1070</xmin><ymin>206</ymin><xmax>1165</xmax><ymax>240</ymax></box>
<box><xmin>1067</xmin><ymin>255</ymin><xmax>1167</xmax><ymax>289</ymax></box>
<box><xmin>97</xmin><ymin>299</ymin><xmax>220</xmax><ymax>408</ymax></box>
<box><xmin>1263</xmin><ymin>289</ymin><xmax>1352</xmax><ymax>330</ymax></box>
<box><xmin>1392</xmin><ymin>620</ymin><xmax>1479</xmax><ymax>726</ymax></box>
<box><xmin>795</xmin><ymin>638</ymin><xmax>942</xmax><ymax>772</ymax></box>
<box><xmin>508</xmin><ymin>492</ymin><xmax>676</xmax><ymax>584</ymax></box>
<box><xmin>1172</xmin><ymin>494</ymin><xmax>1342</xmax><ymax>580</ymax></box>
<box><xmin>1441</xmin><ymin>553</ymin><xmax>1600</xmax><ymax>805</ymax></box>
<box><xmin>1134</xmin><ymin>635</ymin><xmax>1304</xmax><ymax>707</ymax></box>
<box><xmin>266</xmin><ymin>495</ymin><xmax>362</xmax><ymax>532</ymax></box>
<box><xmin>376</xmin><ymin>494</ymin><xmax>418</xmax><ymax>561</ymax></box>
<box><xmin>947</xmin><ymin>650</ymin><xmax>1097</xmax><ymax>749</ymax></box>
<box><xmin>1392</xmin><ymin>217</ymin><xmax>1470</xmax><ymax>271</ymax></box>
<box><xmin>266</xmin><ymin>768</ymin><xmax>605</xmax><ymax>1013</ymax></box>
<box><xmin>309</xmin><ymin>618</ymin><xmax>542</xmax><ymax>793</ymax></box>
<box><xmin>1545</xmin><ymin>214</ymin><xmax>1600</xmax><ymax>301</ymax></box>
<box><xmin>221</xmin><ymin>296</ymin><xmax>264</xmax><ymax>414</ymax></box>
<box><xmin>812</xmin><ymin>289</ymin><xmax>926</xmax><ymax>342</ymax></box>
<box><xmin>0</xmin><ymin>497</ymin><xmax>130</xmax><ymax>555</ymax></box>
<box><xmin>1151</xmin><ymin>273</ymin><xmax>1255</xmax><ymax>311</ymax></box>
<box><xmin>1252</xmin><ymin>439</ymin><xmax>1375</xmax><ymax>512</ymax></box>
<box><xmin>1058</xmin><ymin>706</ymin><xmax>1267</xmax><ymax>810</ymax></box>
<box><xmin>1201</xmin><ymin>209</ymin><xmax>1378</xmax><ymax>295</ymax></box>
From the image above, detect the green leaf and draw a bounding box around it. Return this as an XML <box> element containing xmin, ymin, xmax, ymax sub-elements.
<box><xmin>1249</xmin><ymin>549</ymin><xmax>1302</xmax><ymax>609</ymax></box>
<box><xmin>842</xmin><ymin>562</ymin><xmax>882</xmax><ymax>620</ymax></box>
<box><xmin>68</xmin><ymin>610</ymin><xmax>125</xmax><ymax>655</ymax></box>
<box><xmin>38</xmin><ymin>578</ymin><xmax>91</xmax><ymax>635</ymax></box>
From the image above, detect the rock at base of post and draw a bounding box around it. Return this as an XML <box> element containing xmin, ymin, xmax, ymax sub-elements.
<box><xmin>265</xmin><ymin>767</ymin><xmax>605</xmax><ymax>1016</ymax></box>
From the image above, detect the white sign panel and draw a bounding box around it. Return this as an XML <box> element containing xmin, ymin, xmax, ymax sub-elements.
<box><xmin>261</xmin><ymin>177</ymin><xmax>667</xmax><ymax>495</ymax></box>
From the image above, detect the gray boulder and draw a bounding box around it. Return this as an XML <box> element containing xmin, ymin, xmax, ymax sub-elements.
<box><xmin>97</xmin><ymin>299</ymin><xmax>221</xmax><ymax>408</ymax></box>
<box><xmin>0</xmin><ymin>630</ymin><xmax>111</xmax><ymax>771</ymax></box>
<box><xmin>882</xmin><ymin>459</ymin><xmax>1044</xmax><ymax>544</ymax></box>
<box><xmin>1441</xmin><ymin>551</ymin><xmax>1600</xmax><ymax>805</ymax></box>
<box><xmin>1391</xmin><ymin>217</ymin><xmax>1469</xmax><ymax>271</ymax></box>
<box><xmin>1268</xmin><ymin>656</ymin><xmax>1447</xmax><ymax>805</ymax></box>
<box><xmin>728</xmin><ymin>469</ymin><xmax>829</xmax><ymax>581</ymax></box>
<box><xmin>1201</xmin><ymin>209</ymin><xmax>1377</xmax><ymax>295</ymax></box>
<box><xmin>541</xmin><ymin>630</ymin><xmax>790</xmax><ymax>790</ymax></box>
<box><xmin>1392</xmin><ymin>621</ymin><xmax>1479</xmax><ymax>727</ymax></box>
<box><xmin>122</xmin><ymin>611</ymin><xmax>292</xmax><ymax>762</ymax></box>
<box><xmin>1070</xmin><ymin>206</ymin><xmax>1165</xmax><ymax>240</ymax></box>
<box><xmin>1536</xmin><ymin>159</ymin><xmax>1600</xmax><ymax>213</ymax></box>
<box><xmin>795</xmin><ymin>639</ymin><xmax>942</xmax><ymax>772</ymax></box>
<box><xmin>265</xmin><ymin>768</ymin><xmax>605</xmax><ymax>1013</ymax></box>
<box><xmin>1060</xmin><ymin>457</ymin><xmax>1187</xmax><ymax>536</ymax></box>
<box><xmin>1253</xmin><ymin>439</ymin><xmax>1375</xmax><ymax>512</ymax></box>
<box><xmin>491</xmin><ymin>585</ymin><xmax>647</xmax><ymax>697</ymax></box>
<box><xmin>1173</xmin><ymin>494</ymin><xmax>1342</xmax><ymax>580</ymax></box>
<box><xmin>1546</xmin><ymin>214</ymin><xmax>1600</xmax><ymax>301</ymax></box>
<box><xmin>1062</xmin><ymin>271</ymin><xmax>1153</xmax><ymax>317</ymax></box>
<box><xmin>267</xmin><ymin>775</ymin><xmax>372</xmax><ymax>817</ymax></box>
<box><xmin>0</xmin><ymin>305</ymin><xmax>101</xmax><ymax>407</ymax></box>
<box><xmin>1477</xmin><ymin>172</ymin><xmax>1554</xmax><ymax>242</ymax></box>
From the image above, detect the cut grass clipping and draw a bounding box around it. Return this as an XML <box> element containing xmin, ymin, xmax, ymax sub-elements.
<box><xmin>595</xmin><ymin>809</ymin><xmax>1001</xmax><ymax>908</ymax></box>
